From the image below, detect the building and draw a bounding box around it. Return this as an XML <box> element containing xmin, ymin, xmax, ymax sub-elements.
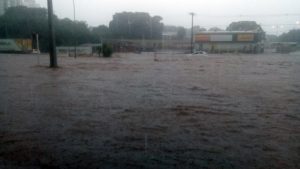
<box><xmin>194</xmin><ymin>31</ymin><xmax>265</xmax><ymax>53</ymax></box>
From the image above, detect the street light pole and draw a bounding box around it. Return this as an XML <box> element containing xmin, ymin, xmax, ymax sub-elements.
<box><xmin>190</xmin><ymin>12</ymin><xmax>195</xmax><ymax>54</ymax></box>
<box><xmin>47</xmin><ymin>0</ymin><xmax>57</xmax><ymax>67</ymax></box>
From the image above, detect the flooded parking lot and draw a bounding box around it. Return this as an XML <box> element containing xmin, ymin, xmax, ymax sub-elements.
<box><xmin>0</xmin><ymin>52</ymin><xmax>300</xmax><ymax>169</ymax></box>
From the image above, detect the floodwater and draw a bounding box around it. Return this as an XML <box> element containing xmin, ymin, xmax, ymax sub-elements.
<box><xmin>0</xmin><ymin>52</ymin><xmax>299</xmax><ymax>169</ymax></box>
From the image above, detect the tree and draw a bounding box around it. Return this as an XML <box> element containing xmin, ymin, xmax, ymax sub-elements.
<box><xmin>55</xmin><ymin>18</ymin><xmax>92</xmax><ymax>46</ymax></box>
<box><xmin>0</xmin><ymin>6</ymin><xmax>49</xmax><ymax>50</ymax></box>
<box><xmin>177</xmin><ymin>26</ymin><xmax>186</xmax><ymax>40</ymax></box>
<box><xmin>91</xmin><ymin>25</ymin><xmax>110</xmax><ymax>40</ymax></box>
<box><xmin>0</xmin><ymin>6</ymin><xmax>93</xmax><ymax>51</ymax></box>
<box><xmin>209</xmin><ymin>27</ymin><xmax>223</xmax><ymax>31</ymax></box>
<box><xmin>109</xmin><ymin>12</ymin><xmax>164</xmax><ymax>39</ymax></box>
<box><xmin>186</xmin><ymin>26</ymin><xmax>206</xmax><ymax>38</ymax></box>
<box><xmin>226</xmin><ymin>21</ymin><xmax>265</xmax><ymax>40</ymax></box>
<box><xmin>279</xmin><ymin>29</ymin><xmax>300</xmax><ymax>43</ymax></box>
<box><xmin>151</xmin><ymin>16</ymin><xmax>164</xmax><ymax>39</ymax></box>
<box><xmin>193</xmin><ymin>26</ymin><xmax>206</xmax><ymax>33</ymax></box>
<box><xmin>226</xmin><ymin>21</ymin><xmax>263</xmax><ymax>32</ymax></box>
<box><xmin>0</xmin><ymin>7</ymin><xmax>167</xmax><ymax>52</ymax></box>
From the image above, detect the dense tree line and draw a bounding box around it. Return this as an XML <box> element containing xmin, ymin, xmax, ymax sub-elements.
<box><xmin>3</xmin><ymin>6</ymin><xmax>289</xmax><ymax>52</ymax></box>
<box><xmin>226</xmin><ymin>21</ymin><xmax>264</xmax><ymax>32</ymax></box>
<box><xmin>264</xmin><ymin>30</ymin><xmax>300</xmax><ymax>43</ymax></box>
<box><xmin>226</xmin><ymin>21</ymin><xmax>266</xmax><ymax>41</ymax></box>
<box><xmin>109</xmin><ymin>12</ymin><xmax>164</xmax><ymax>39</ymax></box>
<box><xmin>208</xmin><ymin>27</ymin><xmax>223</xmax><ymax>31</ymax></box>
<box><xmin>0</xmin><ymin>7</ymin><xmax>164</xmax><ymax>52</ymax></box>
<box><xmin>0</xmin><ymin>7</ymin><xmax>49</xmax><ymax>51</ymax></box>
<box><xmin>0</xmin><ymin>6</ymin><xmax>93</xmax><ymax>51</ymax></box>
<box><xmin>279</xmin><ymin>29</ymin><xmax>300</xmax><ymax>43</ymax></box>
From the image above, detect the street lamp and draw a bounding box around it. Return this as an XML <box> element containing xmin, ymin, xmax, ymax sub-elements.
<box><xmin>189</xmin><ymin>12</ymin><xmax>196</xmax><ymax>54</ymax></box>
<box><xmin>47</xmin><ymin>0</ymin><xmax>57</xmax><ymax>67</ymax></box>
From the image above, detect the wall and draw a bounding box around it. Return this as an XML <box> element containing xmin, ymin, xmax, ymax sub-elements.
<box><xmin>195</xmin><ymin>42</ymin><xmax>264</xmax><ymax>53</ymax></box>
<box><xmin>0</xmin><ymin>39</ymin><xmax>32</xmax><ymax>53</ymax></box>
<box><xmin>56</xmin><ymin>46</ymin><xmax>93</xmax><ymax>57</ymax></box>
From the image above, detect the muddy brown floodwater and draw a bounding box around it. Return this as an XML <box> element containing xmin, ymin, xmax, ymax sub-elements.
<box><xmin>0</xmin><ymin>52</ymin><xmax>299</xmax><ymax>169</ymax></box>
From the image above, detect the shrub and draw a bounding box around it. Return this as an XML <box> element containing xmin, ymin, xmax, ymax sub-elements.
<box><xmin>102</xmin><ymin>43</ymin><xmax>113</xmax><ymax>57</ymax></box>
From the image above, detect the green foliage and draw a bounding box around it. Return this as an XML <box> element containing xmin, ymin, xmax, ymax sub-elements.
<box><xmin>0</xmin><ymin>6</ymin><xmax>93</xmax><ymax>52</ymax></box>
<box><xmin>0</xmin><ymin>6</ymin><xmax>49</xmax><ymax>50</ymax></box>
<box><xmin>226</xmin><ymin>21</ymin><xmax>264</xmax><ymax>32</ymax></box>
<box><xmin>109</xmin><ymin>12</ymin><xmax>164</xmax><ymax>39</ymax></box>
<box><xmin>0</xmin><ymin>7</ymin><xmax>165</xmax><ymax>52</ymax></box>
<box><xmin>55</xmin><ymin>18</ymin><xmax>93</xmax><ymax>47</ymax></box>
<box><xmin>193</xmin><ymin>26</ymin><xmax>207</xmax><ymax>33</ymax></box>
<box><xmin>226</xmin><ymin>21</ymin><xmax>265</xmax><ymax>40</ymax></box>
<box><xmin>209</xmin><ymin>27</ymin><xmax>223</xmax><ymax>31</ymax></box>
<box><xmin>177</xmin><ymin>27</ymin><xmax>186</xmax><ymax>40</ymax></box>
<box><xmin>91</xmin><ymin>25</ymin><xmax>111</xmax><ymax>41</ymax></box>
<box><xmin>102</xmin><ymin>43</ymin><xmax>113</xmax><ymax>57</ymax></box>
<box><xmin>279</xmin><ymin>29</ymin><xmax>300</xmax><ymax>43</ymax></box>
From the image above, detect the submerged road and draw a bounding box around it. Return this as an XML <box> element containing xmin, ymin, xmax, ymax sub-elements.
<box><xmin>0</xmin><ymin>53</ymin><xmax>299</xmax><ymax>169</ymax></box>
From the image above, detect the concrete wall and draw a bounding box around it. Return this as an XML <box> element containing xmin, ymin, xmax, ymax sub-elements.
<box><xmin>57</xmin><ymin>46</ymin><xmax>93</xmax><ymax>57</ymax></box>
<box><xmin>0</xmin><ymin>39</ymin><xmax>32</xmax><ymax>53</ymax></box>
<box><xmin>195</xmin><ymin>42</ymin><xmax>264</xmax><ymax>53</ymax></box>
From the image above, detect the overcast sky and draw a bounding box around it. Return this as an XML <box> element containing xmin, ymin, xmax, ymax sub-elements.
<box><xmin>36</xmin><ymin>0</ymin><xmax>300</xmax><ymax>34</ymax></box>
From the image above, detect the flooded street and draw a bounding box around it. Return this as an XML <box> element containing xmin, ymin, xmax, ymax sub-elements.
<box><xmin>0</xmin><ymin>52</ymin><xmax>300</xmax><ymax>169</ymax></box>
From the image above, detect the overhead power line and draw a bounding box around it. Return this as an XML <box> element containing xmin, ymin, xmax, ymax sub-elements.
<box><xmin>195</xmin><ymin>13</ymin><xmax>300</xmax><ymax>18</ymax></box>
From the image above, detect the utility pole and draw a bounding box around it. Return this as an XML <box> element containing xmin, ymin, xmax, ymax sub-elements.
<box><xmin>190</xmin><ymin>12</ymin><xmax>195</xmax><ymax>54</ymax></box>
<box><xmin>47</xmin><ymin>0</ymin><xmax>57</xmax><ymax>67</ymax></box>
<box><xmin>73</xmin><ymin>0</ymin><xmax>77</xmax><ymax>58</ymax></box>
